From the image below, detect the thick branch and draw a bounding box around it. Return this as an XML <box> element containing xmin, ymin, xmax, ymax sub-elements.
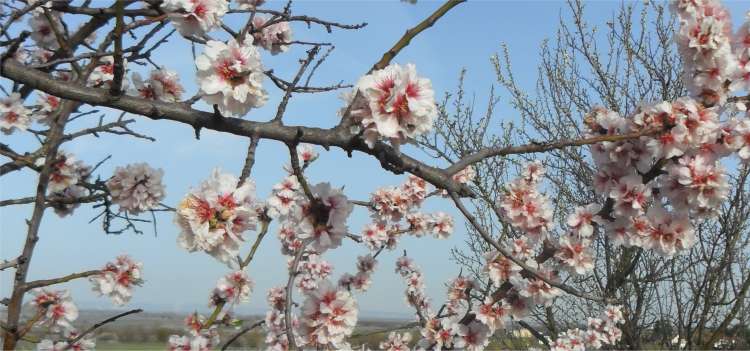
<box><xmin>0</xmin><ymin>59</ymin><xmax>473</xmax><ymax>197</ymax></box>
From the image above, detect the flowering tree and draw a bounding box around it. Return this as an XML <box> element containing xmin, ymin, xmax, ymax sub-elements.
<box><xmin>442</xmin><ymin>1</ymin><xmax>750</xmax><ymax>349</ymax></box>
<box><xmin>1</xmin><ymin>0</ymin><xmax>749</xmax><ymax>350</ymax></box>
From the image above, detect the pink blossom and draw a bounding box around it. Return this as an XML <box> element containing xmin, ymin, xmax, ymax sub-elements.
<box><xmin>89</xmin><ymin>255</ymin><xmax>143</xmax><ymax>306</ymax></box>
<box><xmin>348</xmin><ymin>63</ymin><xmax>437</xmax><ymax>148</ymax></box>
<box><xmin>379</xmin><ymin>331</ymin><xmax>412</xmax><ymax>351</ymax></box>
<box><xmin>195</xmin><ymin>36</ymin><xmax>268</xmax><ymax>117</ymax></box>
<box><xmin>210</xmin><ymin>270</ymin><xmax>253</xmax><ymax>306</ymax></box>
<box><xmin>300</xmin><ymin>280</ymin><xmax>358</xmax><ymax>348</ymax></box>
<box><xmin>107</xmin><ymin>163</ymin><xmax>166</xmax><ymax>215</ymax></box>
<box><xmin>130</xmin><ymin>68</ymin><xmax>184</xmax><ymax>102</ymax></box>
<box><xmin>252</xmin><ymin>16</ymin><xmax>293</xmax><ymax>55</ymax></box>
<box><xmin>29</xmin><ymin>289</ymin><xmax>78</xmax><ymax>331</ymax></box>
<box><xmin>175</xmin><ymin>169</ymin><xmax>259</xmax><ymax>266</ymax></box>
<box><xmin>163</xmin><ymin>0</ymin><xmax>227</xmax><ymax>37</ymax></box>
<box><xmin>0</xmin><ymin>93</ymin><xmax>32</xmax><ymax>134</ymax></box>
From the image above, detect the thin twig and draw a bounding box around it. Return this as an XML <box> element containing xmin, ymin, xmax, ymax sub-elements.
<box><xmin>220</xmin><ymin>320</ymin><xmax>265</xmax><ymax>351</ymax></box>
<box><xmin>64</xmin><ymin>309</ymin><xmax>142</xmax><ymax>350</ymax></box>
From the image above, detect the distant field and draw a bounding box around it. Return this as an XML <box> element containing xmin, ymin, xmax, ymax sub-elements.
<box><xmin>3</xmin><ymin>309</ymin><xmax>548</xmax><ymax>350</ymax></box>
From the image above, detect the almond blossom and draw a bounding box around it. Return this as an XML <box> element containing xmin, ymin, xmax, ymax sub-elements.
<box><xmin>264</xmin><ymin>286</ymin><xmax>303</xmax><ymax>350</ymax></box>
<box><xmin>0</xmin><ymin>92</ymin><xmax>32</xmax><ymax>134</ymax></box>
<box><xmin>643</xmin><ymin>204</ymin><xmax>696</xmax><ymax>257</ymax></box>
<box><xmin>50</xmin><ymin>184</ymin><xmax>88</xmax><ymax>218</ymax></box>
<box><xmin>454</xmin><ymin>320</ymin><xmax>491</xmax><ymax>351</ymax></box>
<box><xmin>664</xmin><ymin>154</ymin><xmax>729</xmax><ymax>216</ymax></box>
<box><xmin>106</xmin><ymin>163</ymin><xmax>166</xmax><ymax>215</ymax></box>
<box><xmin>497</xmin><ymin>161</ymin><xmax>554</xmax><ymax>241</ymax></box>
<box><xmin>167</xmin><ymin>334</ymin><xmax>209</xmax><ymax>351</ymax></box>
<box><xmin>297</xmin><ymin>144</ymin><xmax>319</xmax><ymax>164</ymax></box>
<box><xmin>130</xmin><ymin>68</ymin><xmax>184</xmax><ymax>102</ymax></box>
<box><xmin>429</xmin><ymin>212</ymin><xmax>454</xmax><ymax>239</ymax></box>
<box><xmin>209</xmin><ymin>270</ymin><xmax>253</xmax><ymax>306</ymax></box>
<box><xmin>296</xmin><ymin>253</ymin><xmax>333</xmax><ymax>292</ymax></box>
<box><xmin>473</xmin><ymin>298</ymin><xmax>510</xmax><ymax>331</ymax></box>
<box><xmin>28</xmin><ymin>12</ymin><xmax>63</xmax><ymax>50</ymax></box>
<box><xmin>252</xmin><ymin>16</ymin><xmax>293</xmax><ymax>55</ymax></box>
<box><xmin>395</xmin><ymin>256</ymin><xmax>432</xmax><ymax>319</ymax></box>
<box><xmin>294</xmin><ymin>183</ymin><xmax>353</xmax><ymax>253</ymax></box>
<box><xmin>34</xmin><ymin>93</ymin><xmax>62</xmax><ymax>125</ymax></box>
<box><xmin>339</xmin><ymin>254</ymin><xmax>378</xmax><ymax>293</ymax></box>
<box><xmin>47</xmin><ymin>151</ymin><xmax>90</xmax><ymax>194</ymax></box>
<box><xmin>555</xmin><ymin>235</ymin><xmax>595</xmax><ymax>275</ymax></box>
<box><xmin>37</xmin><ymin>330</ymin><xmax>95</xmax><ymax>351</ymax></box>
<box><xmin>345</xmin><ymin>63</ymin><xmax>437</xmax><ymax>148</ymax></box>
<box><xmin>162</xmin><ymin>0</ymin><xmax>227</xmax><ymax>37</ymax></box>
<box><xmin>379</xmin><ymin>332</ymin><xmax>412</xmax><ymax>351</ymax></box>
<box><xmin>29</xmin><ymin>289</ymin><xmax>79</xmax><ymax>331</ymax></box>
<box><xmin>673</xmin><ymin>0</ymin><xmax>736</xmax><ymax>105</ymax></box>
<box><xmin>418</xmin><ymin>317</ymin><xmax>459</xmax><ymax>350</ymax></box>
<box><xmin>195</xmin><ymin>36</ymin><xmax>268</xmax><ymax>117</ymax></box>
<box><xmin>510</xmin><ymin>262</ymin><xmax>562</xmax><ymax>306</ymax></box>
<box><xmin>566</xmin><ymin>204</ymin><xmax>602</xmax><ymax>238</ymax></box>
<box><xmin>361</xmin><ymin>222</ymin><xmax>388</xmax><ymax>250</ymax></box>
<box><xmin>87</xmin><ymin>56</ymin><xmax>128</xmax><ymax>88</ymax></box>
<box><xmin>300</xmin><ymin>280</ymin><xmax>358</xmax><ymax>348</ymax></box>
<box><xmin>175</xmin><ymin>169</ymin><xmax>259</xmax><ymax>267</ymax></box>
<box><xmin>484</xmin><ymin>250</ymin><xmax>522</xmax><ymax>287</ymax></box>
<box><xmin>452</xmin><ymin>165</ymin><xmax>476</xmax><ymax>184</ymax></box>
<box><xmin>89</xmin><ymin>255</ymin><xmax>144</xmax><ymax>306</ymax></box>
<box><xmin>550</xmin><ymin>305</ymin><xmax>623</xmax><ymax>351</ymax></box>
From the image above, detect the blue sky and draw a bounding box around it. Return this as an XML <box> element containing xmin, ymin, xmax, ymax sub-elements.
<box><xmin>2</xmin><ymin>1</ymin><xmax>749</xmax><ymax>319</ymax></box>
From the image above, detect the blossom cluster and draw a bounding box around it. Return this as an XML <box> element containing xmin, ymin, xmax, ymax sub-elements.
<box><xmin>362</xmin><ymin>175</ymin><xmax>453</xmax><ymax>252</ymax></box>
<box><xmin>379</xmin><ymin>331</ymin><xmax>412</xmax><ymax>351</ymax></box>
<box><xmin>550</xmin><ymin>305</ymin><xmax>624</xmax><ymax>351</ymax></box>
<box><xmin>87</xmin><ymin>56</ymin><xmax>128</xmax><ymax>89</ymax></box>
<box><xmin>34</xmin><ymin>93</ymin><xmax>62</xmax><ymax>125</ymax></box>
<box><xmin>89</xmin><ymin>255</ymin><xmax>144</xmax><ymax>306</ymax></box>
<box><xmin>209</xmin><ymin>270</ymin><xmax>253</xmax><ymax>307</ymax></box>
<box><xmin>31</xmin><ymin>255</ymin><xmax>144</xmax><ymax>349</ymax></box>
<box><xmin>29</xmin><ymin>289</ymin><xmax>79</xmax><ymax>331</ymax></box>
<box><xmin>44</xmin><ymin>151</ymin><xmax>92</xmax><ymax>218</ymax></box>
<box><xmin>484</xmin><ymin>238</ymin><xmax>531</xmax><ymax>287</ymax></box>
<box><xmin>131</xmin><ymin>68</ymin><xmax>184</xmax><ymax>102</ymax></box>
<box><xmin>395</xmin><ymin>256</ymin><xmax>432</xmax><ymax>318</ymax></box>
<box><xmin>106</xmin><ymin>163</ymin><xmax>166</xmax><ymax>215</ymax></box>
<box><xmin>175</xmin><ymin>169</ymin><xmax>260</xmax><ymax>267</ymax></box>
<box><xmin>299</xmin><ymin>280</ymin><xmax>358</xmax><ymax>349</ymax></box>
<box><xmin>296</xmin><ymin>253</ymin><xmax>333</xmax><ymax>292</ymax></box>
<box><xmin>341</xmin><ymin>63</ymin><xmax>438</xmax><ymax>148</ymax></box>
<box><xmin>338</xmin><ymin>254</ymin><xmax>378</xmax><ymax>292</ymax></box>
<box><xmin>37</xmin><ymin>329</ymin><xmax>96</xmax><ymax>351</ymax></box>
<box><xmin>673</xmin><ymin>0</ymin><xmax>736</xmax><ymax>105</ymax></box>
<box><xmin>497</xmin><ymin>161</ymin><xmax>554</xmax><ymax>242</ymax></box>
<box><xmin>264</xmin><ymin>286</ymin><xmax>302</xmax><ymax>350</ymax></box>
<box><xmin>267</xmin><ymin>176</ymin><xmax>353</xmax><ymax>254</ymax></box>
<box><xmin>167</xmin><ymin>313</ymin><xmax>221</xmax><ymax>351</ymax></box>
<box><xmin>584</xmin><ymin>98</ymin><xmax>736</xmax><ymax>256</ymax></box>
